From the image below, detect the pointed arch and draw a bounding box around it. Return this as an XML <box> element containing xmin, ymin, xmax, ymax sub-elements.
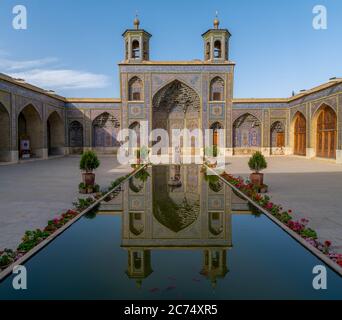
<box><xmin>293</xmin><ymin>111</ymin><xmax>306</xmax><ymax>156</ymax></box>
<box><xmin>128</xmin><ymin>76</ymin><xmax>143</xmax><ymax>101</ymax></box>
<box><xmin>214</xmin><ymin>40</ymin><xmax>222</xmax><ymax>58</ymax></box>
<box><xmin>270</xmin><ymin>121</ymin><xmax>285</xmax><ymax>155</ymax></box>
<box><xmin>210</xmin><ymin>122</ymin><xmax>223</xmax><ymax>147</ymax></box>
<box><xmin>0</xmin><ymin>102</ymin><xmax>10</xmax><ymax>162</ymax></box>
<box><xmin>313</xmin><ymin>104</ymin><xmax>337</xmax><ymax>159</ymax></box>
<box><xmin>18</xmin><ymin>104</ymin><xmax>43</xmax><ymax>159</ymax></box>
<box><xmin>69</xmin><ymin>120</ymin><xmax>84</xmax><ymax>154</ymax></box>
<box><xmin>93</xmin><ymin>112</ymin><xmax>120</xmax><ymax>150</ymax></box>
<box><xmin>233</xmin><ymin>113</ymin><xmax>261</xmax><ymax>155</ymax></box>
<box><xmin>206</xmin><ymin>41</ymin><xmax>211</xmax><ymax>60</ymax></box>
<box><xmin>210</xmin><ymin>77</ymin><xmax>225</xmax><ymax>101</ymax></box>
<box><xmin>132</xmin><ymin>40</ymin><xmax>140</xmax><ymax>59</ymax></box>
<box><xmin>47</xmin><ymin>111</ymin><xmax>64</xmax><ymax>156</ymax></box>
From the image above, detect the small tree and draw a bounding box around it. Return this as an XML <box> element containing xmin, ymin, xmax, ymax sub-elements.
<box><xmin>248</xmin><ymin>151</ymin><xmax>267</xmax><ymax>173</ymax></box>
<box><xmin>80</xmin><ymin>151</ymin><xmax>100</xmax><ymax>173</ymax></box>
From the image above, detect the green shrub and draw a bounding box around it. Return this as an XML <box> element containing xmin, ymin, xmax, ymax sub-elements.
<box><xmin>248</xmin><ymin>152</ymin><xmax>267</xmax><ymax>173</ymax></box>
<box><xmin>79</xmin><ymin>182</ymin><xmax>86</xmax><ymax>189</ymax></box>
<box><xmin>80</xmin><ymin>151</ymin><xmax>100</xmax><ymax>173</ymax></box>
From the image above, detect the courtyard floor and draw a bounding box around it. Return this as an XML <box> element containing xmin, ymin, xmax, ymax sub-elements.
<box><xmin>0</xmin><ymin>156</ymin><xmax>130</xmax><ymax>250</ymax></box>
<box><xmin>225</xmin><ymin>156</ymin><xmax>342</xmax><ymax>253</ymax></box>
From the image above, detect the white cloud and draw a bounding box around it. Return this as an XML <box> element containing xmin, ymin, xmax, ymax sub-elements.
<box><xmin>10</xmin><ymin>69</ymin><xmax>111</xmax><ymax>90</ymax></box>
<box><xmin>0</xmin><ymin>54</ymin><xmax>111</xmax><ymax>90</ymax></box>
<box><xmin>0</xmin><ymin>57</ymin><xmax>58</xmax><ymax>71</ymax></box>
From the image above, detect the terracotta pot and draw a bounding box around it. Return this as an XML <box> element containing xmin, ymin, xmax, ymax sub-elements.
<box><xmin>82</xmin><ymin>173</ymin><xmax>95</xmax><ymax>186</ymax></box>
<box><xmin>250</xmin><ymin>172</ymin><xmax>264</xmax><ymax>186</ymax></box>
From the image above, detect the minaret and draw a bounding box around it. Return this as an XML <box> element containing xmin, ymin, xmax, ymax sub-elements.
<box><xmin>122</xmin><ymin>14</ymin><xmax>152</xmax><ymax>62</ymax></box>
<box><xmin>202</xmin><ymin>13</ymin><xmax>231</xmax><ymax>62</ymax></box>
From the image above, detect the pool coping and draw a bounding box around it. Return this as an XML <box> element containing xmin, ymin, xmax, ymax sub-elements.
<box><xmin>206</xmin><ymin>165</ymin><xmax>342</xmax><ymax>278</ymax></box>
<box><xmin>0</xmin><ymin>165</ymin><xmax>147</xmax><ymax>283</ymax></box>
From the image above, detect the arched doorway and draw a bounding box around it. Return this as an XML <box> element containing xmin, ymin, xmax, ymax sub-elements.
<box><xmin>47</xmin><ymin>111</ymin><xmax>64</xmax><ymax>156</ymax></box>
<box><xmin>233</xmin><ymin>113</ymin><xmax>261</xmax><ymax>155</ymax></box>
<box><xmin>315</xmin><ymin>105</ymin><xmax>337</xmax><ymax>159</ymax></box>
<box><xmin>69</xmin><ymin>121</ymin><xmax>83</xmax><ymax>154</ymax></box>
<box><xmin>152</xmin><ymin>80</ymin><xmax>200</xmax><ymax>158</ymax></box>
<box><xmin>293</xmin><ymin>112</ymin><xmax>306</xmax><ymax>156</ymax></box>
<box><xmin>0</xmin><ymin>103</ymin><xmax>10</xmax><ymax>162</ymax></box>
<box><xmin>210</xmin><ymin>122</ymin><xmax>223</xmax><ymax>147</ymax></box>
<box><xmin>93</xmin><ymin>112</ymin><xmax>120</xmax><ymax>153</ymax></box>
<box><xmin>18</xmin><ymin>104</ymin><xmax>43</xmax><ymax>159</ymax></box>
<box><xmin>270</xmin><ymin>121</ymin><xmax>285</xmax><ymax>155</ymax></box>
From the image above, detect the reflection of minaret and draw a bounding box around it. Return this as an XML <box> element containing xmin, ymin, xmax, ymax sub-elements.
<box><xmin>200</xmin><ymin>249</ymin><xmax>228</xmax><ymax>288</ymax></box>
<box><xmin>126</xmin><ymin>249</ymin><xmax>153</xmax><ymax>289</ymax></box>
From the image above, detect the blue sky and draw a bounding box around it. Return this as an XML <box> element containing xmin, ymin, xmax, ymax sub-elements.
<box><xmin>0</xmin><ymin>0</ymin><xmax>341</xmax><ymax>98</ymax></box>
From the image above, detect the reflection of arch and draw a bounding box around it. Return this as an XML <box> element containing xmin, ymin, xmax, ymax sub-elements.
<box><xmin>270</xmin><ymin>121</ymin><xmax>285</xmax><ymax>155</ymax></box>
<box><xmin>128</xmin><ymin>76</ymin><xmax>143</xmax><ymax>101</ymax></box>
<box><xmin>293</xmin><ymin>112</ymin><xmax>306</xmax><ymax>156</ymax></box>
<box><xmin>129</xmin><ymin>212</ymin><xmax>144</xmax><ymax>236</ymax></box>
<box><xmin>132</xmin><ymin>40</ymin><xmax>140</xmax><ymax>59</ymax></box>
<box><xmin>233</xmin><ymin>113</ymin><xmax>261</xmax><ymax>155</ymax></box>
<box><xmin>209</xmin><ymin>212</ymin><xmax>223</xmax><ymax>236</ymax></box>
<box><xmin>210</xmin><ymin>77</ymin><xmax>225</xmax><ymax>101</ymax></box>
<box><xmin>210</xmin><ymin>122</ymin><xmax>223</xmax><ymax>147</ymax></box>
<box><xmin>0</xmin><ymin>103</ymin><xmax>10</xmax><ymax>162</ymax></box>
<box><xmin>214</xmin><ymin>40</ymin><xmax>222</xmax><ymax>58</ymax></box>
<box><xmin>314</xmin><ymin>105</ymin><xmax>336</xmax><ymax>159</ymax></box>
<box><xmin>18</xmin><ymin>104</ymin><xmax>43</xmax><ymax>158</ymax></box>
<box><xmin>93</xmin><ymin>112</ymin><xmax>120</xmax><ymax>149</ymax></box>
<box><xmin>152</xmin><ymin>166</ymin><xmax>200</xmax><ymax>233</ymax></box>
<box><xmin>47</xmin><ymin>111</ymin><xmax>64</xmax><ymax>156</ymax></box>
<box><xmin>69</xmin><ymin>121</ymin><xmax>83</xmax><ymax>154</ymax></box>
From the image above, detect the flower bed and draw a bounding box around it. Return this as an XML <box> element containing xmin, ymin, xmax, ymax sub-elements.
<box><xmin>221</xmin><ymin>172</ymin><xmax>342</xmax><ymax>269</ymax></box>
<box><xmin>0</xmin><ymin>170</ymin><xmax>140</xmax><ymax>272</ymax></box>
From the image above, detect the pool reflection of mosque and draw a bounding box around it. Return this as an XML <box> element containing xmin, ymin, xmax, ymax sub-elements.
<box><xmin>103</xmin><ymin>165</ymin><xmax>252</xmax><ymax>288</ymax></box>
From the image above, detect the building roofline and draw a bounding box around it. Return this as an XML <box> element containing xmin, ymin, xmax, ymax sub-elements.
<box><xmin>122</xmin><ymin>29</ymin><xmax>152</xmax><ymax>38</ymax></box>
<box><xmin>65</xmin><ymin>98</ymin><xmax>121</xmax><ymax>103</ymax></box>
<box><xmin>288</xmin><ymin>78</ymin><xmax>342</xmax><ymax>103</ymax></box>
<box><xmin>233</xmin><ymin>98</ymin><xmax>288</xmax><ymax>104</ymax></box>
<box><xmin>201</xmin><ymin>29</ymin><xmax>231</xmax><ymax>37</ymax></box>
<box><xmin>119</xmin><ymin>60</ymin><xmax>235</xmax><ymax>66</ymax></box>
<box><xmin>0</xmin><ymin>73</ymin><xmax>66</xmax><ymax>102</ymax></box>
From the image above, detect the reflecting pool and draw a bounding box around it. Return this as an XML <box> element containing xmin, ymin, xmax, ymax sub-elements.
<box><xmin>0</xmin><ymin>165</ymin><xmax>342</xmax><ymax>300</ymax></box>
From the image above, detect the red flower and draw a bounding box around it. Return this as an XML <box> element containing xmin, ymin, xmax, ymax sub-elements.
<box><xmin>288</xmin><ymin>210</ymin><xmax>292</xmax><ymax>214</ymax></box>
<box><xmin>324</xmin><ymin>241</ymin><xmax>332</xmax><ymax>248</ymax></box>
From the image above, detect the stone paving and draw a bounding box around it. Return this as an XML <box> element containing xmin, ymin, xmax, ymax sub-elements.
<box><xmin>0</xmin><ymin>156</ymin><xmax>131</xmax><ymax>250</ymax></box>
<box><xmin>225</xmin><ymin>156</ymin><xmax>342</xmax><ymax>253</ymax></box>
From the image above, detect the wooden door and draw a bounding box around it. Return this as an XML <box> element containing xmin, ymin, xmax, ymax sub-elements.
<box><xmin>213</xmin><ymin>130</ymin><xmax>219</xmax><ymax>147</ymax></box>
<box><xmin>276</xmin><ymin>133</ymin><xmax>285</xmax><ymax>148</ymax></box>
<box><xmin>294</xmin><ymin>113</ymin><xmax>306</xmax><ymax>156</ymax></box>
<box><xmin>316</xmin><ymin>106</ymin><xmax>336</xmax><ymax>159</ymax></box>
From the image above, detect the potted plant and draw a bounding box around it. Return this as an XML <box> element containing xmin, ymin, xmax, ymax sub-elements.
<box><xmin>79</xmin><ymin>182</ymin><xmax>86</xmax><ymax>194</ymax></box>
<box><xmin>248</xmin><ymin>151</ymin><xmax>267</xmax><ymax>187</ymax></box>
<box><xmin>80</xmin><ymin>151</ymin><xmax>100</xmax><ymax>187</ymax></box>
